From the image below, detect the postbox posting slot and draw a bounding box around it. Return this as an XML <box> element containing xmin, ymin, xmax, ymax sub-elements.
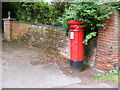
<box><xmin>71</xmin><ymin>28</ymin><xmax>75</xmax><ymax>29</ymax></box>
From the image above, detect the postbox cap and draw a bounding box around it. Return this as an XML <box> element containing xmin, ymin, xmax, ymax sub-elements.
<box><xmin>68</xmin><ymin>20</ymin><xmax>86</xmax><ymax>25</ymax></box>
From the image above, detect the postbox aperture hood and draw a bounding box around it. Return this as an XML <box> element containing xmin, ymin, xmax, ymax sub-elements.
<box><xmin>68</xmin><ymin>20</ymin><xmax>86</xmax><ymax>25</ymax></box>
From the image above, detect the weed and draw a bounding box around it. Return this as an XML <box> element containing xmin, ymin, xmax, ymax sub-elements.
<box><xmin>94</xmin><ymin>67</ymin><xmax>119</xmax><ymax>82</ymax></box>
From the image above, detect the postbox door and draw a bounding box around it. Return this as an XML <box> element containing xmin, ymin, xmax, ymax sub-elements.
<box><xmin>70</xmin><ymin>31</ymin><xmax>84</xmax><ymax>61</ymax></box>
<box><xmin>70</xmin><ymin>31</ymin><xmax>79</xmax><ymax>61</ymax></box>
<box><xmin>78</xmin><ymin>31</ymin><xmax>84</xmax><ymax>60</ymax></box>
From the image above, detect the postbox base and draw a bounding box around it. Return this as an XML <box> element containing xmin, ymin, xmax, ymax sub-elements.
<box><xmin>70</xmin><ymin>60</ymin><xmax>84</xmax><ymax>72</ymax></box>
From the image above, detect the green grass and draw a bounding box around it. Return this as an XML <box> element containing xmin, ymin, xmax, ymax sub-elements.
<box><xmin>94</xmin><ymin>68</ymin><xmax>119</xmax><ymax>82</ymax></box>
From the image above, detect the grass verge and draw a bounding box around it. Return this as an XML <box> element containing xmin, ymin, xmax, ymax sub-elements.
<box><xmin>93</xmin><ymin>68</ymin><xmax>119</xmax><ymax>82</ymax></box>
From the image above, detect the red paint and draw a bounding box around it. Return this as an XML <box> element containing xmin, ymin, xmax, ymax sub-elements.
<box><xmin>68</xmin><ymin>20</ymin><xmax>86</xmax><ymax>61</ymax></box>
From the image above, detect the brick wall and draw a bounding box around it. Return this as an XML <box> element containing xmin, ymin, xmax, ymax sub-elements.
<box><xmin>3</xmin><ymin>19</ymin><xmax>70</xmax><ymax>59</ymax></box>
<box><xmin>3</xmin><ymin>19</ymin><xmax>95</xmax><ymax>65</ymax></box>
<box><xmin>3</xmin><ymin>19</ymin><xmax>33</xmax><ymax>41</ymax></box>
<box><xmin>11</xmin><ymin>22</ymin><xmax>32</xmax><ymax>40</ymax></box>
<box><xmin>3</xmin><ymin>19</ymin><xmax>11</xmax><ymax>41</ymax></box>
<box><xmin>3</xmin><ymin>10</ymin><xmax>119</xmax><ymax>72</ymax></box>
<box><xmin>94</xmin><ymin>10</ymin><xmax>119</xmax><ymax>72</ymax></box>
<box><xmin>118</xmin><ymin>13</ymin><xmax>120</xmax><ymax>70</ymax></box>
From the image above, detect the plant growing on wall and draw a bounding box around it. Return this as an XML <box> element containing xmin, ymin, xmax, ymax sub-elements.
<box><xmin>58</xmin><ymin>2</ymin><xmax>114</xmax><ymax>45</ymax></box>
<box><xmin>107</xmin><ymin>2</ymin><xmax>120</xmax><ymax>11</ymax></box>
<box><xmin>46</xmin><ymin>2</ymin><xmax>70</xmax><ymax>26</ymax></box>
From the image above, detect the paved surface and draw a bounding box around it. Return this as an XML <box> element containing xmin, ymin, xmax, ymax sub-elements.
<box><xmin>2</xmin><ymin>45</ymin><xmax>82</xmax><ymax>88</ymax></box>
<box><xmin>2</xmin><ymin>44</ymin><xmax>114</xmax><ymax>88</ymax></box>
<box><xmin>59</xmin><ymin>83</ymin><xmax>113</xmax><ymax>88</ymax></box>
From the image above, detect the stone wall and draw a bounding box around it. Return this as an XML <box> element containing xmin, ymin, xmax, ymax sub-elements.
<box><xmin>84</xmin><ymin>37</ymin><xmax>97</xmax><ymax>67</ymax></box>
<box><xmin>3</xmin><ymin>10</ymin><xmax>119</xmax><ymax>72</ymax></box>
<box><xmin>3</xmin><ymin>19</ymin><xmax>70</xmax><ymax>59</ymax></box>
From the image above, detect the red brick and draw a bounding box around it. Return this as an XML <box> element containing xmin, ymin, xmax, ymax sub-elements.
<box><xmin>94</xmin><ymin>10</ymin><xmax>119</xmax><ymax>72</ymax></box>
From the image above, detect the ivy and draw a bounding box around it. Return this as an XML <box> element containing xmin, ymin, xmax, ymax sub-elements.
<box><xmin>58</xmin><ymin>2</ymin><xmax>115</xmax><ymax>44</ymax></box>
<box><xmin>16</xmin><ymin>2</ymin><xmax>119</xmax><ymax>45</ymax></box>
<box><xmin>107</xmin><ymin>2</ymin><xmax>120</xmax><ymax>11</ymax></box>
<box><xmin>83</xmin><ymin>32</ymin><xmax>97</xmax><ymax>45</ymax></box>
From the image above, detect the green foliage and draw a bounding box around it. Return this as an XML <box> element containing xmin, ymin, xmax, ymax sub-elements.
<box><xmin>17</xmin><ymin>2</ymin><xmax>50</xmax><ymax>24</ymax></box>
<box><xmin>58</xmin><ymin>2</ymin><xmax>114</xmax><ymax>43</ymax></box>
<box><xmin>15</xmin><ymin>2</ymin><xmax>119</xmax><ymax>45</ymax></box>
<box><xmin>107</xmin><ymin>2</ymin><xmax>120</xmax><ymax>11</ymax></box>
<box><xmin>47</xmin><ymin>2</ymin><xmax>70</xmax><ymax>26</ymax></box>
<box><xmin>83</xmin><ymin>32</ymin><xmax>97</xmax><ymax>45</ymax></box>
<box><xmin>94</xmin><ymin>67</ymin><xmax>119</xmax><ymax>82</ymax></box>
<box><xmin>16</xmin><ymin>2</ymin><xmax>69</xmax><ymax>25</ymax></box>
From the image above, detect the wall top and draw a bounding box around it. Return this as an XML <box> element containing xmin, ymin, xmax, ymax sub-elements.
<box><xmin>2</xmin><ymin>18</ymin><xmax>16</xmax><ymax>21</ymax></box>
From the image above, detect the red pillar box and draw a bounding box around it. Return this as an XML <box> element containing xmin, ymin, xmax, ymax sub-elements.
<box><xmin>68</xmin><ymin>20</ymin><xmax>86</xmax><ymax>72</ymax></box>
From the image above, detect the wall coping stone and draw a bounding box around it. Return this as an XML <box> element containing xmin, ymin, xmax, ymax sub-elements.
<box><xmin>3</xmin><ymin>18</ymin><xmax>16</xmax><ymax>21</ymax></box>
<box><xmin>12</xmin><ymin>21</ymin><xmax>65</xmax><ymax>30</ymax></box>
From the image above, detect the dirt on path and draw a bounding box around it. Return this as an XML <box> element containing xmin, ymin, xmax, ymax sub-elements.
<box><xmin>2</xmin><ymin>41</ymin><xmax>118</xmax><ymax>88</ymax></box>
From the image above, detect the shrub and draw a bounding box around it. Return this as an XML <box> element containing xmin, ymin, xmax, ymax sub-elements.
<box><xmin>58</xmin><ymin>2</ymin><xmax>114</xmax><ymax>45</ymax></box>
<box><xmin>17</xmin><ymin>2</ymin><xmax>50</xmax><ymax>24</ymax></box>
<box><xmin>16</xmin><ymin>2</ymin><xmax>69</xmax><ymax>25</ymax></box>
